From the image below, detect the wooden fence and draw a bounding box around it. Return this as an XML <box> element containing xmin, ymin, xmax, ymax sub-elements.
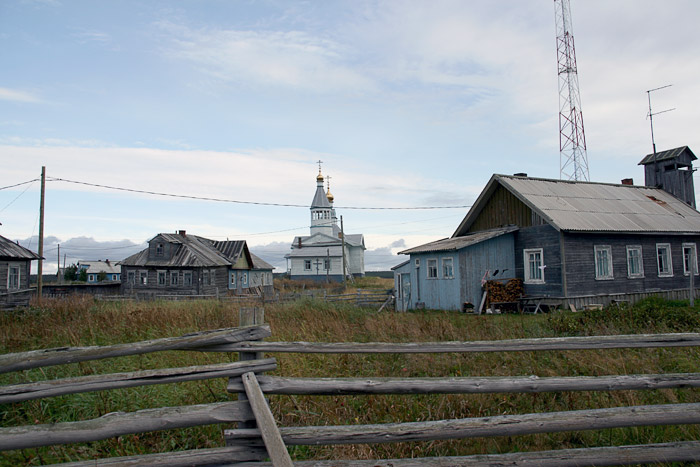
<box><xmin>2</xmin><ymin>309</ymin><xmax>700</xmax><ymax>465</ymax></box>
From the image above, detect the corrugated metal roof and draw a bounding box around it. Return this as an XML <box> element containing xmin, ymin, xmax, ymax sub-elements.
<box><xmin>497</xmin><ymin>175</ymin><xmax>700</xmax><ymax>233</ymax></box>
<box><xmin>0</xmin><ymin>235</ymin><xmax>41</xmax><ymax>260</ymax></box>
<box><xmin>120</xmin><ymin>234</ymin><xmax>248</xmax><ymax>267</ymax></box>
<box><xmin>400</xmin><ymin>226</ymin><xmax>518</xmax><ymax>255</ymax></box>
<box><xmin>639</xmin><ymin>146</ymin><xmax>696</xmax><ymax>165</ymax></box>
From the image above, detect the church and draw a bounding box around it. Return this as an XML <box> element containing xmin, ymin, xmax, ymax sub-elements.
<box><xmin>286</xmin><ymin>166</ymin><xmax>365</xmax><ymax>281</ymax></box>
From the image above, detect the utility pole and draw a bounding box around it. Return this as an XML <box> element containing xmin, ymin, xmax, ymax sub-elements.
<box><xmin>37</xmin><ymin>166</ymin><xmax>46</xmax><ymax>304</ymax></box>
<box><xmin>57</xmin><ymin>244</ymin><xmax>60</xmax><ymax>284</ymax></box>
<box><xmin>326</xmin><ymin>248</ymin><xmax>330</xmax><ymax>283</ymax></box>
<box><xmin>340</xmin><ymin>215</ymin><xmax>347</xmax><ymax>286</ymax></box>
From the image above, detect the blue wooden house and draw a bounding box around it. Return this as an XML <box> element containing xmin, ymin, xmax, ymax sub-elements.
<box><xmin>395</xmin><ymin>161</ymin><xmax>700</xmax><ymax>311</ymax></box>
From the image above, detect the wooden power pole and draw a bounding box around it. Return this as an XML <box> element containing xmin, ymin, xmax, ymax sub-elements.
<box><xmin>37</xmin><ymin>166</ymin><xmax>46</xmax><ymax>304</ymax></box>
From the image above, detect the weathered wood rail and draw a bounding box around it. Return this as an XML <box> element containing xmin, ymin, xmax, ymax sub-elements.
<box><xmin>2</xmin><ymin>310</ymin><xmax>700</xmax><ymax>465</ymax></box>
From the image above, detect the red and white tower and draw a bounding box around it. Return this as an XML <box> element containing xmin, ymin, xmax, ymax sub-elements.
<box><xmin>555</xmin><ymin>0</ymin><xmax>589</xmax><ymax>181</ymax></box>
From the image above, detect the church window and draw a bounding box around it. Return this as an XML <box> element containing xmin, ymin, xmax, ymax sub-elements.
<box><xmin>304</xmin><ymin>260</ymin><xmax>312</xmax><ymax>271</ymax></box>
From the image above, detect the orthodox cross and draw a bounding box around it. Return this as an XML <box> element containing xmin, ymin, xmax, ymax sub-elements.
<box><xmin>317</xmin><ymin>159</ymin><xmax>323</xmax><ymax>173</ymax></box>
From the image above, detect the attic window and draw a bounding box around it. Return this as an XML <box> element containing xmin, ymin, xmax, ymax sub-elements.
<box><xmin>155</xmin><ymin>243</ymin><xmax>164</xmax><ymax>256</ymax></box>
<box><xmin>646</xmin><ymin>195</ymin><xmax>667</xmax><ymax>206</ymax></box>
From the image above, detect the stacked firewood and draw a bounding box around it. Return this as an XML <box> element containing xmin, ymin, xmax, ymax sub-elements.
<box><xmin>485</xmin><ymin>278</ymin><xmax>524</xmax><ymax>303</ymax></box>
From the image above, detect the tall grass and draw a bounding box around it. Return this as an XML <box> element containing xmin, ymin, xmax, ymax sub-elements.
<box><xmin>1</xmin><ymin>296</ymin><xmax>700</xmax><ymax>464</ymax></box>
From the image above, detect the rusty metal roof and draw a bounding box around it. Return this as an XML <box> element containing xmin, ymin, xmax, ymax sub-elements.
<box><xmin>121</xmin><ymin>234</ymin><xmax>249</xmax><ymax>267</ymax></box>
<box><xmin>455</xmin><ymin>174</ymin><xmax>700</xmax><ymax>235</ymax></box>
<box><xmin>639</xmin><ymin>146</ymin><xmax>696</xmax><ymax>165</ymax></box>
<box><xmin>0</xmin><ymin>234</ymin><xmax>40</xmax><ymax>260</ymax></box>
<box><xmin>400</xmin><ymin>226</ymin><xmax>517</xmax><ymax>255</ymax></box>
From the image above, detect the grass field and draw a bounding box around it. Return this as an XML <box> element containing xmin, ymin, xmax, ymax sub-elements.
<box><xmin>1</xmin><ymin>295</ymin><xmax>700</xmax><ymax>464</ymax></box>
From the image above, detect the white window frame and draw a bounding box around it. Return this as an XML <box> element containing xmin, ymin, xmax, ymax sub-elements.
<box><xmin>230</xmin><ymin>272</ymin><xmax>236</xmax><ymax>288</ymax></box>
<box><xmin>324</xmin><ymin>258</ymin><xmax>331</xmax><ymax>271</ymax></box>
<box><xmin>594</xmin><ymin>245</ymin><xmax>614</xmax><ymax>280</ymax></box>
<box><xmin>442</xmin><ymin>257</ymin><xmax>454</xmax><ymax>279</ymax></box>
<box><xmin>683</xmin><ymin>243</ymin><xmax>699</xmax><ymax>276</ymax></box>
<box><xmin>524</xmin><ymin>248</ymin><xmax>545</xmax><ymax>284</ymax></box>
<box><xmin>304</xmin><ymin>260</ymin><xmax>312</xmax><ymax>271</ymax></box>
<box><xmin>242</xmin><ymin>271</ymin><xmax>248</xmax><ymax>286</ymax></box>
<box><xmin>88</xmin><ymin>274</ymin><xmax>96</xmax><ymax>282</ymax></box>
<box><xmin>7</xmin><ymin>263</ymin><xmax>20</xmax><ymax>290</ymax></box>
<box><xmin>427</xmin><ymin>259</ymin><xmax>438</xmax><ymax>279</ymax></box>
<box><xmin>626</xmin><ymin>245</ymin><xmax>644</xmax><ymax>279</ymax></box>
<box><xmin>415</xmin><ymin>259</ymin><xmax>420</xmax><ymax>267</ymax></box>
<box><xmin>112</xmin><ymin>274</ymin><xmax>118</xmax><ymax>281</ymax></box>
<box><xmin>656</xmin><ymin>243</ymin><xmax>673</xmax><ymax>277</ymax></box>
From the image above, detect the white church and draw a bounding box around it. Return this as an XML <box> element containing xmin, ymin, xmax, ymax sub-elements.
<box><xmin>286</xmin><ymin>166</ymin><xmax>365</xmax><ymax>282</ymax></box>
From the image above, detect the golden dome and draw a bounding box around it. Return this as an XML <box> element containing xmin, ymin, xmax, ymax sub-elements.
<box><xmin>326</xmin><ymin>191</ymin><xmax>334</xmax><ymax>202</ymax></box>
<box><xmin>316</xmin><ymin>171</ymin><xmax>324</xmax><ymax>181</ymax></box>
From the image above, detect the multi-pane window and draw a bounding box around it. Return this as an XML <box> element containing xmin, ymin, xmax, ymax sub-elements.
<box><xmin>7</xmin><ymin>265</ymin><xmax>20</xmax><ymax>289</ymax></box>
<box><xmin>88</xmin><ymin>274</ymin><xmax>96</xmax><ymax>282</ymax></box>
<box><xmin>139</xmin><ymin>271</ymin><xmax>148</xmax><ymax>285</ymax></box>
<box><xmin>442</xmin><ymin>258</ymin><xmax>454</xmax><ymax>279</ymax></box>
<box><xmin>157</xmin><ymin>271</ymin><xmax>167</xmax><ymax>286</ymax></box>
<box><xmin>127</xmin><ymin>271</ymin><xmax>135</xmax><ymax>284</ymax></box>
<box><xmin>202</xmin><ymin>270</ymin><xmax>210</xmax><ymax>286</ymax></box>
<box><xmin>183</xmin><ymin>271</ymin><xmax>192</xmax><ymax>286</ymax></box>
<box><xmin>304</xmin><ymin>260</ymin><xmax>312</xmax><ymax>271</ymax></box>
<box><xmin>524</xmin><ymin>249</ymin><xmax>544</xmax><ymax>283</ymax></box>
<box><xmin>656</xmin><ymin>243</ymin><xmax>673</xmax><ymax>277</ymax></box>
<box><xmin>427</xmin><ymin>259</ymin><xmax>438</xmax><ymax>278</ymax></box>
<box><xmin>626</xmin><ymin>246</ymin><xmax>644</xmax><ymax>278</ymax></box>
<box><xmin>170</xmin><ymin>271</ymin><xmax>178</xmax><ymax>286</ymax></box>
<box><xmin>230</xmin><ymin>273</ymin><xmax>236</xmax><ymax>288</ymax></box>
<box><xmin>683</xmin><ymin>243</ymin><xmax>698</xmax><ymax>275</ymax></box>
<box><xmin>594</xmin><ymin>245</ymin><xmax>613</xmax><ymax>280</ymax></box>
<box><xmin>324</xmin><ymin>258</ymin><xmax>331</xmax><ymax>270</ymax></box>
<box><xmin>242</xmin><ymin>272</ymin><xmax>248</xmax><ymax>286</ymax></box>
<box><xmin>155</xmin><ymin>243</ymin><xmax>164</xmax><ymax>256</ymax></box>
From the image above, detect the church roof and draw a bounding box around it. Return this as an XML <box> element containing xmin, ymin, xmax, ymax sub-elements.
<box><xmin>639</xmin><ymin>146</ymin><xmax>696</xmax><ymax>165</ymax></box>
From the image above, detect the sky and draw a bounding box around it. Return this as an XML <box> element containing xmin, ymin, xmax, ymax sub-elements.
<box><xmin>1</xmin><ymin>0</ymin><xmax>699</xmax><ymax>274</ymax></box>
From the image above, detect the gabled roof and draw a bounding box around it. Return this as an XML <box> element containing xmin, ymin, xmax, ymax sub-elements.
<box><xmin>454</xmin><ymin>174</ymin><xmax>700</xmax><ymax>236</ymax></box>
<box><xmin>639</xmin><ymin>146</ymin><xmax>697</xmax><ymax>165</ymax></box>
<box><xmin>400</xmin><ymin>226</ymin><xmax>518</xmax><ymax>255</ymax></box>
<box><xmin>292</xmin><ymin>232</ymin><xmax>365</xmax><ymax>249</ymax></box>
<box><xmin>121</xmin><ymin>234</ymin><xmax>251</xmax><ymax>268</ymax></box>
<box><xmin>0</xmin><ymin>234</ymin><xmax>41</xmax><ymax>260</ymax></box>
<box><xmin>286</xmin><ymin>245</ymin><xmax>344</xmax><ymax>258</ymax></box>
<box><xmin>391</xmin><ymin>259</ymin><xmax>410</xmax><ymax>270</ymax></box>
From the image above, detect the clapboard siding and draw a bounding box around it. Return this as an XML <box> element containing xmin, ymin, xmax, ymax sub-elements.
<box><xmin>514</xmin><ymin>225</ymin><xmax>563</xmax><ymax>297</ymax></box>
<box><xmin>562</xmin><ymin>233</ymin><xmax>700</xmax><ymax>297</ymax></box>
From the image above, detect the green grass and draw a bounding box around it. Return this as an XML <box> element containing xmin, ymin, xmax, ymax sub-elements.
<box><xmin>1</xmin><ymin>296</ymin><xmax>700</xmax><ymax>464</ymax></box>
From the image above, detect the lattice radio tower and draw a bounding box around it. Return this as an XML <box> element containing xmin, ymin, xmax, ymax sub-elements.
<box><xmin>555</xmin><ymin>0</ymin><xmax>589</xmax><ymax>181</ymax></box>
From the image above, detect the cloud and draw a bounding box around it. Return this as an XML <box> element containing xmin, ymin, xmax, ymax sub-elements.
<box><xmin>0</xmin><ymin>87</ymin><xmax>41</xmax><ymax>103</ymax></box>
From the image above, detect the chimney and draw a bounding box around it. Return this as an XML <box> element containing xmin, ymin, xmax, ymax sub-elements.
<box><xmin>178</xmin><ymin>230</ymin><xmax>186</xmax><ymax>237</ymax></box>
<box><xmin>297</xmin><ymin>237</ymin><xmax>302</xmax><ymax>248</ymax></box>
<box><xmin>513</xmin><ymin>172</ymin><xmax>528</xmax><ymax>177</ymax></box>
<box><xmin>621</xmin><ymin>178</ymin><xmax>634</xmax><ymax>186</ymax></box>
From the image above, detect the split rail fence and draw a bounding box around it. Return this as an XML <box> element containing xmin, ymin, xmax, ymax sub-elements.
<box><xmin>2</xmin><ymin>308</ymin><xmax>700</xmax><ymax>465</ymax></box>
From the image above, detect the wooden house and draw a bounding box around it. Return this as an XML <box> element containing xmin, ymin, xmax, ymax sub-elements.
<box><xmin>0</xmin><ymin>234</ymin><xmax>41</xmax><ymax>309</ymax></box>
<box><xmin>77</xmin><ymin>260</ymin><xmax>121</xmax><ymax>283</ymax></box>
<box><xmin>395</xmin><ymin>170</ymin><xmax>700</xmax><ymax>310</ymax></box>
<box><xmin>120</xmin><ymin>231</ymin><xmax>273</xmax><ymax>298</ymax></box>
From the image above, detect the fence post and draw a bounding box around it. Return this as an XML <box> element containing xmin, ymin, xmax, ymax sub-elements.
<box><xmin>237</xmin><ymin>307</ymin><xmax>265</xmax><ymax>430</ymax></box>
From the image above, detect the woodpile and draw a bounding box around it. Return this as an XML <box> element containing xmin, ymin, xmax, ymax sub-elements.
<box><xmin>486</xmin><ymin>279</ymin><xmax>524</xmax><ymax>303</ymax></box>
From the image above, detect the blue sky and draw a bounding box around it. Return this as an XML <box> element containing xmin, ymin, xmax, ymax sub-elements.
<box><xmin>2</xmin><ymin>0</ymin><xmax>700</xmax><ymax>273</ymax></box>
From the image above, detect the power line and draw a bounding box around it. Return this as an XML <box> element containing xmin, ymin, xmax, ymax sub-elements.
<box><xmin>46</xmin><ymin>177</ymin><xmax>471</xmax><ymax>210</ymax></box>
<box><xmin>0</xmin><ymin>179</ymin><xmax>39</xmax><ymax>191</ymax></box>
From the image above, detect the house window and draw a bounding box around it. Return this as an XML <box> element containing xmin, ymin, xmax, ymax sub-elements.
<box><xmin>594</xmin><ymin>245</ymin><xmax>613</xmax><ymax>280</ymax></box>
<box><xmin>324</xmin><ymin>258</ymin><xmax>331</xmax><ymax>270</ymax></box>
<box><xmin>170</xmin><ymin>271</ymin><xmax>178</xmax><ymax>286</ymax></box>
<box><xmin>242</xmin><ymin>272</ymin><xmax>248</xmax><ymax>286</ymax></box>
<box><xmin>427</xmin><ymin>259</ymin><xmax>438</xmax><ymax>279</ymax></box>
<box><xmin>683</xmin><ymin>243</ymin><xmax>698</xmax><ymax>275</ymax></box>
<box><xmin>155</xmin><ymin>243</ymin><xmax>164</xmax><ymax>257</ymax></box>
<box><xmin>157</xmin><ymin>270</ymin><xmax>167</xmax><ymax>286</ymax></box>
<box><xmin>524</xmin><ymin>249</ymin><xmax>544</xmax><ymax>283</ymax></box>
<box><xmin>8</xmin><ymin>264</ymin><xmax>20</xmax><ymax>290</ymax></box>
<box><xmin>202</xmin><ymin>270</ymin><xmax>210</xmax><ymax>286</ymax></box>
<box><xmin>88</xmin><ymin>274</ymin><xmax>96</xmax><ymax>282</ymax></box>
<box><xmin>183</xmin><ymin>271</ymin><xmax>192</xmax><ymax>286</ymax></box>
<box><xmin>626</xmin><ymin>246</ymin><xmax>644</xmax><ymax>278</ymax></box>
<box><xmin>112</xmin><ymin>274</ymin><xmax>118</xmax><ymax>281</ymax></box>
<box><xmin>304</xmin><ymin>260</ymin><xmax>312</xmax><ymax>271</ymax></box>
<box><xmin>127</xmin><ymin>271</ymin><xmax>135</xmax><ymax>284</ymax></box>
<box><xmin>230</xmin><ymin>273</ymin><xmax>236</xmax><ymax>288</ymax></box>
<box><xmin>139</xmin><ymin>270</ymin><xmax>148</xmax><ymax>285</ymax></box>
<box><xmin>415</xmin><ymin>259</ymin><xmax>420</xmax><ymax>267</ymax></box>
<box><xmin>656</xmin><ymin>243</ymin><xmax>673</xmax><ymax>277</ymax></box>
<box><xmin>442</xmin><ymin>257</ymin><xmax>454</xmax><ymax>279</ymax></box>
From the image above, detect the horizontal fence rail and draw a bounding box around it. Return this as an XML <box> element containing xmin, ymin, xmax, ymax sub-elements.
<box><xmin>201</xmin><ymin>332</ymin><xmax>700</xmax><ymax>353</ymax></box>
<box><xmin>0</xmin><ymin>325</ymin><xmax>271</xmax><ymax>374</ymax></box>
<box><xmin>1</xmin><ymin>359</ymin><xmax>277</xmax><ymax>404</ymax></box>
<box><xmin>227</xmin><ymin>372</ymin><xmax>700</xmax><ymax>395</ymax></box>
<box><xmin>225</xmin><ymin>402</ymin><xmax>700</xmax><ymax>446</ymax></box>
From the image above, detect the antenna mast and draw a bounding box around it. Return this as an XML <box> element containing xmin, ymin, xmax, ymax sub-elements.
<box><xmin>554</xmin><ymin>0</ymin><xmax>589</xmax><ymax>181</ymax></box>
